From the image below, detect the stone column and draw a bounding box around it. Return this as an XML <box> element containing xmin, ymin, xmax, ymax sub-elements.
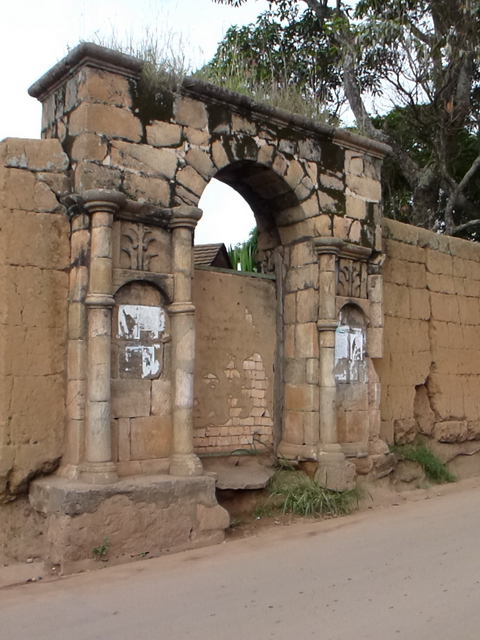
<box><xmin>168</xmin><ymin>206</ymin><xmax>203</xmax><ymax>477</ymax></box>
<box><xmin>81</xmin><ymin>189</ymin><xmax>125</xmax><ymax>485</ymax></box>
<box><xmin>60</xmin><ymin>196</ymin><xmax>90</xmax><ymax>479</ymax></box>
<box><xmin>314</xmin><ymin>238</ymin><xmax>354</xmax><ymax>490</ymax></box>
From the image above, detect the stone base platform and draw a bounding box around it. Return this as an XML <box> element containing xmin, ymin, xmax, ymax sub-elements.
<box><xmin>29</xmin><ymin>474</ymin><xmax>230</xmax><ymax>574</ymax></box>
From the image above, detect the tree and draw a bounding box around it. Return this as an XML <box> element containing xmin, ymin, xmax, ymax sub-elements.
<box><xmin>211</xmin><ymin>0</ymin><xmax>480</xmax><ymax>238</ymax></box>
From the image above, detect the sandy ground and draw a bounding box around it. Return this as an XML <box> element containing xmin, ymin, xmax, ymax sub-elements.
<box><xmin>1</xmin><ymin>476</ymin><xmax>480</xmax><ymax>639</ymax></box>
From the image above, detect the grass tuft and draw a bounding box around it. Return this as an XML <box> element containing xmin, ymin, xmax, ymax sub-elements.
<box><xmin>255</xmin><ymin>468</ymin><xmax>359</xmax><ymax>519</ymax></box>
<box><xmin>392</xmin><ymin>442</ymin><xmax>455</xmax><ymax>484</ymax></box>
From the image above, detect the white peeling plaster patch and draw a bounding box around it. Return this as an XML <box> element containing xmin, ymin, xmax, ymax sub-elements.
<box><xmin>125</xmin><ymin>345</ymin><xmax>161</xmax><ymax>379</ymax></box>
<box><xmin>117</xmin><ymin>305</ymin><xmax>165</xmax><ymax>340</ymax></box>
<box><xmin>245</xmin><ymin>308</ymin><xmax>253</xmax><ymax>324</ymax></box>
<box><xmin>334</xmin><ymin>326</ymin><xmax>365</xmax><ymax>383</ymax></box>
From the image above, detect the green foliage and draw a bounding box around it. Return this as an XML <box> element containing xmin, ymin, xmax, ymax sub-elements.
<box><xmin>393</xmin><ymin>443</ymin><xmax>456</xmax><ymax>484</ymax></box>
<box><xmin>256</xmin><ymin>468</ymin><xmax>359</xmax><ymax>518</ymax></box>
<box><xmin>92</xmin><ymin>537</ymin><xmax>110</xmax><ymax>560</ymax></box>
<box><xmin>200</xmin><ymin>4</ymin><xmax>342</xmax><ymax>122</ymax></box>
<box><xmin>228</xmin><ymin>227</ymin><xmax>258</xmax><ymax>272</ymax></box>
<box><xmin>212</xmin><ymin>0</ymin><xmax>480</xmax><ymax>238</ymax></box>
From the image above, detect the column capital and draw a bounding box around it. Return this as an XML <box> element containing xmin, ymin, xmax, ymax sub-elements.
<box><xmin>316</xmin><ymin>319</ymin><xmax>338</xmax><ymax>332</ymax></box>
<box><xmin>170</xmin><ymin>206</ymin><xmax>203</xmax><ymax>230</ymax></box>
<box><xmin>82</xmin><ymin>189</ymin><xmax>126</xmax><ymax>215</ymax></box>
<box><xmin>62</xmin><ymin>190</ymin><xmax>126</xmax><ymax>218</ymax></box>
<box><xmin>314</xmin><ymin>237</ymin><xmax>344</xmax><ymax>256</ymax></box>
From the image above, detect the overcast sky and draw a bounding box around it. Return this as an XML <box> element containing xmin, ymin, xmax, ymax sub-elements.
<box><xmin>1</xmin><ymin>0</ymin><xmax>270</xmax><ymax>245</ymax></box>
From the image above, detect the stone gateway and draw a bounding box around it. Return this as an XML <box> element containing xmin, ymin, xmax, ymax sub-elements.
<box><xmin>1</xmin><ymin>43</ymin><xmax>480</xmax><ymax>571</ymax></box>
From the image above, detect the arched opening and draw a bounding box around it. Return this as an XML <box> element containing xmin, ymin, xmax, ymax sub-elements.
<box><xmin>196</xmin><ymin>178</ymin><xmax>256</xmax><ymax>248</ymax></box>
<box><xmin>192</xmin><ymin>161</ymin><xmax>299</xmax><ymax>470</ymax></box>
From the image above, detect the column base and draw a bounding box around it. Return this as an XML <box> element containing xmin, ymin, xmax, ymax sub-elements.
<box><xmin>80</xmin><ymin>461</ymin><xmax>118</xmax><ymax>485</ymax></box>
<box><xmin>169</xmin><ymin>454</ymin><xmax>203</xmax><ymax>477</ymax></box>
<box><xmin>315</xmin><ymin>445</ymin><xmax>356</xmax><ymax>491</ymax></box>
<box><xmin>276</xmin><ymin>441</ymin><xmax>318</xmax><ymax>461</ymax></box>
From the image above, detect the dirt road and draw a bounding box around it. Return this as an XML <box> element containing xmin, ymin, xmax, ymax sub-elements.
<box><xmin>2</xmin><ymin>480</ymin><xmax>480</xmax><ymax>640</ymax></box>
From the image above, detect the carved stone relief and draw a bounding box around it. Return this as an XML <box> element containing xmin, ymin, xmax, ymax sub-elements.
<box><xmin>118</xmin><ymin>222</ymin><xmax>170</xmax><ymax>274</ymax></box>
<box><xmin>337</xmin><ymin>258</ymin><xmax>367</xmax><ymax>299</ymax></box>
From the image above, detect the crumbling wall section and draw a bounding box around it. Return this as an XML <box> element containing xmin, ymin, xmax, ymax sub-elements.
<box><xmin>193</xmin><ymin>268</ymin><xmax>276</xmax><ymax>454</ymax></box>
<box><xmin>378</xmin><ymin>219</ymin><xmax>480</xmax><ymax>470</ymax></box>
<box><xmin>0</xmin><ymin>139</ymin><xmax>71</xmax><ymax>500</ymax></box>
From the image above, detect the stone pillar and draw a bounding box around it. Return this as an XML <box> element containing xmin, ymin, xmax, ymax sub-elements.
<box><xmin>314</xmin><ymin>238</ymin><xmax>355</xmax><ymax>490</ymax></box>
<box><xmin>61</xmin><ymin>196</ymin><xmax>90</xmax><ymax>479</ymax></box>
<box><xmin>168</xmin><ymin>206</ymin><xmax>203</xmax><ymax>477</ymax></box>
<box><xmin>81</xmin><ymin>189</ymin><xmax>125</xmax><ymax>485</ymax></box>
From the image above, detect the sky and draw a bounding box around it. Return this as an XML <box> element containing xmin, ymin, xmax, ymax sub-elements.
<box><xmin>0</xmin><ymin>0</ymin><xmax>270</xmax><ymax>245</ymax></box>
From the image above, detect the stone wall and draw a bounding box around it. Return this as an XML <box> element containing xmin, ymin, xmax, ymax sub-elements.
<box><xmin>0</xmin><ymin>139</ymin><xmax>71</xmax><ymax>500</ymax></box>
<box><xmin>378</xmin><ymin>219</ymin><xmax>480</xmax><ymax>472</ymax></box>
<box><xmin>193</xmin><ymin>268</ymin><xmax>276</xmax><ymax>454</ymax></box>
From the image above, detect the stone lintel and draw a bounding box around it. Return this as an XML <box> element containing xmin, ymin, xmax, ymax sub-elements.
<box><xmin>28</xmin><ymin>42</ymin><xmax>144</xmax><ymax>102</ymax></box>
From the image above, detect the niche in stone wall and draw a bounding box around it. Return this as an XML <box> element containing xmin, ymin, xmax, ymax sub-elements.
<box><xmin>335</xmin><ymin>304</ymin><xmax>369</xmax><ymax>454</ymax></box>
<box><xmin>111</xmin><ymin>281</ymin><xmax>172</xmax><ymax>467</ymax></box>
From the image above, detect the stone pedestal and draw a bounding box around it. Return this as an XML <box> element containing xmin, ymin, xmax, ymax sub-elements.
<box><xmin>29</xmin><ymin>475</ymin><xmax>229</xmax><ymax>575</ymax></box>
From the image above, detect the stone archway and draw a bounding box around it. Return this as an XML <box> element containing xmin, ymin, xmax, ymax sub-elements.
<box><xmin>29</xmin><ymin>42</ymin><xmax>390</xmax><ymax>490</ymax></box>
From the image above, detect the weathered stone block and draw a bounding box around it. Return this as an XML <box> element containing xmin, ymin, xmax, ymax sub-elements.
<box><xmin>1</xmin><ymin>169</ymin><xmax>59</xmax><ymax>212</ymax></box>
<box><xmin>130</xmin><ymin>415</ymin><xmax>172</xmax><ymax>460</ymax></box>
<box><xmin>285</xmin><ymin>384</ymin><xmax>318</xmax><ymax>412</ymax></box>
<box><xmin>76</xmin><ymin>67</ymin><xmax>133</xmax><ymax>108</ymax></box>
<box><xmin>123</xmin><ymin>173</ymin><xmax>170</xmax><ymax>206</ymax></box>
<box><xmin>295</xmin><ymin>323</ymin><xmax>318</xmax><ymax>359</ymax></box>
<box><xmin>147</xmin><ymin>121</ymin><xmax>182</xmax><ymax>147</ymax></box>
<box><xmin>112</xmin><ymin>380</ymin><xmax>152</xmax><ymax>418</ymax></box>
<box><xmin>296</xmin><ymin>288</ymin><xmax>317</xmax><ymax>323</ymax></box>
<box><xmin>196</xmin><ymin>503</ymin><xmax>230</xmax><ymax>531</ymax></box>
<box><xmin>285</xmin><ymin>159</ymin><xmax>304</xmax><ymax>190</ymax></box>
<box><xmin>284</xmin><ymin>411</ymin><xmax>305</xmax><ymax>444</ymax></box>
<box><xmin>345</xmin><ymin>195</ymin><xmax>366</xmax><ymax>220</ymax></box>
<box><xmin>75</xmin><ymin>161</ymin><xmax>122</xmax><ymax>192</ymax></box>
<box><xmin>151</xmin><ymin>379</ymin><xmax>172</xmax><ymax>416</ymax></box>
<box><xmin>175</xmin><ymin>97</ymin><xmax>207</xmax><ymax>129</ymax></box>
<box><xmin>425</xmin><ymin>248</ymin><xmax>453</xmax><ymax>276</ymax></box>
<box><xmin>110</xmin><ymin>141</ymin><xmax>178</xmax><ymax>179</ymax></box>
<box><xmin>211</xmin><ymin>140</ymin><xmax>230</xmax><ymax>169</ymax></box>
<box><xmin>1</xmin><ymin>138</ymin><xmax>69</xmax><ymax>172</ymax></box>
<box><xmin>345</xmin><ymin>150</ymin><xmax>364</xmax><ymax>176</ymax></box>
<box><xmin>231</xmin><ymin>114</ymin><xmax>256</xmax><ymax>135</ymax></box>
<box><xmin>184</xmin><ymin>127</ymin><xmax>210</xmax><ymax>146</ymax></box>
<box><xmin>68</xmin><ymin>103</ymin><xmax>142</xmax><ymax>141</ymax></box>
<box><xmin>176</xmin><ymin>165</ymin><xmax>207</xmax><ymax>198</ymax></box>
<box><xmin>346</xmin><ymin>175</ymin><xmax>381</xmax><ymax>201</ymax></box>
<box><xmin>435</xmin><ymin>420</ymin><xmax>468</xmax><ymax>443</ymax></box>
<box><xmin>185</xmin><ymin>147</ymin><xmax>215</xmax><ymax>178</ymax></box>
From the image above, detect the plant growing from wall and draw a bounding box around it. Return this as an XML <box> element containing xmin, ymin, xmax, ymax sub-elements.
<box><xmin>92</xmin><ymin>537</ymin><xmax>110</xmax><ymax>560</ymax></box>
<box><xmin>392</xmin><ymin>442</ymin><xmax>456</xmax><ymax>484</ymax></box>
